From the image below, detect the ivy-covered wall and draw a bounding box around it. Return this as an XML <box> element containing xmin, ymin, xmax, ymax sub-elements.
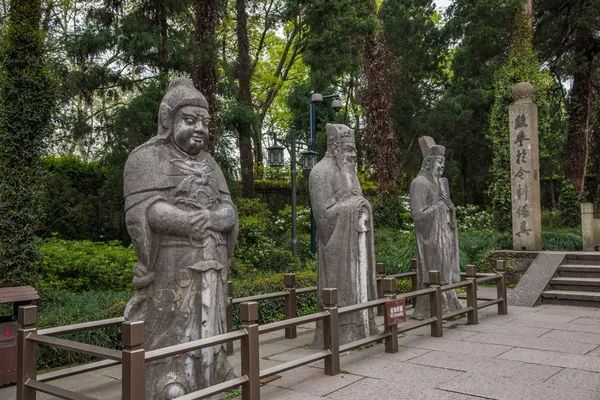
<box><xmin>0</xmin><ymin>0</ymin><xmax>56</xmax><ymax>287</ymax></box>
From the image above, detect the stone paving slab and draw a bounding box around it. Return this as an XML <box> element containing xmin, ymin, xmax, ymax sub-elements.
<box><xmin>438</xmin><ymin>372</ymin><xmax>599</xmax><ymax>400</ymax></box>
<box><xmin>463</xmin><ymin>331</ymin><xmax>599</xmax><ymax>354</ymax></box>
<box><xmin>457</xmin><ymin>321</ymin><xmax>552</xmax><ymax>337</ymax></box>
<box><xmin>325</xmin><ymin>377</ymin><xmax>484</xmax><ymax>400</ymax></box>
<box><xmin>397</xmin><ymin>335</ymin><xmax>513</xmax><ymax>357</ymax></box>
<box><xmin>265</xmin><ymin>366</ymin><xmax>362</xmax><ymax>396</ymax></box>
<box><xmin>498</xmin><ymin>347</ymin><xmax>600</xmax><ymax>372</ymax></box>
<box><xmin>539</xmin><ymin>327</ymin><xmax>600</xmax><ymax>345</ymax></box>
<box><xmin>339</xmin><ymin>354</ymin><xmax>464</xmax><ymax>386</ymax></box>
<box><xmin>406</xmin><ymin>350</ymin><xmax>561</xmax><ymax>382</ymax></box>
<box><xmin>544</xmin><ymin>367</ymin><xmax>600</xmax><ymax>392</ymax></box>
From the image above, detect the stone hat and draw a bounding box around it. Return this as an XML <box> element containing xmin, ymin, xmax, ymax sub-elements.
<box><xmin>418</xmin><ymin>135</ymin><xmax>445</xmax><ymax>157</ymax></box>
<box><xmin>326</xmin><ymin>123</ymin><xmax>355</xmax><ymax>144</ymax></box>
<box><xmin>158</xmin><ymin>78</ymin><xmax>208</xmax><ymax>137</ymax></box>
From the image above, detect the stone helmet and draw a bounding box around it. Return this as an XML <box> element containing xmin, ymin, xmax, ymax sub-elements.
<box><xmin>157</xmin><ymin>78</ymin><xmax>209</xmax><ymax>138</ymax></box>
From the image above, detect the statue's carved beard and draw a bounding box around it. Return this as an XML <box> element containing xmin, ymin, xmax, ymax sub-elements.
<box><xmin>335</xmin><ymin>151</ymin><xmax>355</xmax><ymax>174</ymax></box>
<box><xmin>335</xmin><ymin>150</ymin><xmax>356</xmax><ymax>190</ymax></box>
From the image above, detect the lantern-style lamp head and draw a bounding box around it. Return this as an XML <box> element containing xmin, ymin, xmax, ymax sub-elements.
<box><xmin>311</xmin><ymin>92</ymin><xmax>323</xmax><ymax>104</ymax></box>
<box><xmin>331</xmin><ymin>98</ymin><xmax>342</xmax><ymax>111</ymax></box>
<box><xmin>301</xmin><ymin>150</ymin><xmax>318</xmax><ymax>171</ymax></box>
<box><xmin>267</xmin><ymin>143</ymin><xmax>285</xmax><ymax>167</ymax></box>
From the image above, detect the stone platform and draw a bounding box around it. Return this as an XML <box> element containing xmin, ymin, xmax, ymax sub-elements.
<box><xmin>3</xmin><ymin>289</ymin><xmax>600</xmax><ymax>399</ymax></box>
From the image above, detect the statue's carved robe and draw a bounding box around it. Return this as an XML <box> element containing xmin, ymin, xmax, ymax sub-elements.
<box><xmin>123</xmin><ymin>137</ymin><xmax>238</xmax><ymax>399</ymax></box>
<box><xmin>410</xmin><ymin>172</ymin><xmax>461</xmax><ymax>319</ymax></box>
<box><xmin>309</xmin><ymin>156</ymin><xmax>379</xmax><ymax>348</ymax></box>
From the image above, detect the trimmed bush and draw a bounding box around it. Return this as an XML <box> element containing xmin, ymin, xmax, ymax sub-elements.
<box><xmin>36</xmin><ymin>289</ymin><xmax>132</xmax><ymax>370</ymax></box>
<box><xmin>38</xmin><ymin>238</ymin><xmax>136</xmax><ymax>292</ymax></box>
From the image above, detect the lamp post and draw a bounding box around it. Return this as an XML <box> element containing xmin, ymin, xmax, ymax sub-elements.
<box><xmin>267</xmin><ymin>129</ymin><xmax>317</xmax><ymax>256</ymax></box>
<box><xmin>309</xmin><ymin>91</ymin><xmax>342</xmax><ymax>254</ymax></box>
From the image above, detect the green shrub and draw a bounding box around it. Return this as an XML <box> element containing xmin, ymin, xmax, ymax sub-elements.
<box><xmin>374</xmin><ymin>229</ymin><xmax>416</xmax><ymax>274</ymax></box>
<box><xmin>541</xmin><ymin>229</ymin><xmax>582</xmax><ymax>251</ymax></box>
<box><xmin>36</xmin><ymin>289</ymin><xmax>132</xmax><ymax>370</ymax></box>
<box><xmin>234</xmin><ymin>197</ymin><xmax>273</xmax><ymax>220</ymax></box>
<box><xmin>231</xmin><ymin>270</ymin><xmax>317</xmax><ymax>328</ymax></box>
<box><xmin>455</xmin><ymin>205</ymin><xmax>492</xmax><ymax>231</ymax></box>
<box><xmin>38</xmin><ymin>238</ymin><xmax>136</xmax><ymax>292</ymax></box>
<box><xmin>558</xmin><ymin>180</ymin><xmax>581</xmax><ymax>227</ymax></box>
<box><xmin>371</xmin><ymin>190</ymin><xmax>412</xmax><ymax>230</ymax></box>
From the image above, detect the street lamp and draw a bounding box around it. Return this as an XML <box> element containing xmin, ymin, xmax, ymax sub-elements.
<box><xmin>309</xmin><ymin>91</ymin><xmax>342</xmax><ymax>254</ymax></box>
<box><xmin>267</xmin><ymin>129</ymin><xmax>315</xmax><ymax>256</ymax></box>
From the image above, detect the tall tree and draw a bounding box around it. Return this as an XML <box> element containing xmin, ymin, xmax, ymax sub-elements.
<box><xmin>0</xmin><ymin>0</ymin><xmax>55</xmax><ymax>286</ymax></box>
<box><xmin>535</xmin><ymin>0</ymin><xmax>600</xmax><ymax>200</ymax></box>
<box><xmin>192</xmin><ymin>0</ymin><xmax>220</xmax><ymax>155</ymax></box>
<box><xmin>487</xmin><ymin>1</ymin><xmax>561</xmax><ymax>230</ymax></box>
<box><xmin>235</xmin><ymin>0</ymin><xmax>256</xmax><ymax>197</ymax></box>
<box><xmin>362</xmin><ymin>3</ymin><xmax>398</xmax><ymax>193</ymax></box>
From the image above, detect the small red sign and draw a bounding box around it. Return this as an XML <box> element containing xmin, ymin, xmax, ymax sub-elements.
<box><xmin>0</xmin><ymin>322</ymin><xmax>17</xmax><ymax>348</ymax></box>
<box><xmin>385</xmin><ymin>298</ymin><xmax>407</xmax><ymax>326</ymax></box>
<box><xmin>2</xmin><ymin>327</ymin><xmax>13</xmax><ymax>339</ymax></box>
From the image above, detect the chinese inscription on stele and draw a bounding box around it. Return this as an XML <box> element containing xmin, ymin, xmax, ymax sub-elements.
<box><xmin>509</xmin><ymin>82</ymin><xmax>541</xmax><ymax>250</ymax></box>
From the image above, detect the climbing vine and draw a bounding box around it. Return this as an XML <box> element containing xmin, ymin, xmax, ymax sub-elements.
<box><xmin>487</xmin><ymin>10</ymin><xmax>563</xmax><ymax>232</ymax></box>
<box><xmin>0</xmin><ymin>0</ymin><xmax>56</xmax><ymax>286</ymax></box>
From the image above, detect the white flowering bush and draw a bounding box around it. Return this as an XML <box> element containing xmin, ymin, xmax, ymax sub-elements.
<box><xmin>455</xmin><ymin>205</ymin><xmax>492</xmax><ymax>232</ymax></box>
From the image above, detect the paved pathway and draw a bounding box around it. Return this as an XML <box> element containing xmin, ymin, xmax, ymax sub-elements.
<box><xmin>3</xmin><ymin>296</ymin><xmax>600</xmax><ymax>399</ymax></box>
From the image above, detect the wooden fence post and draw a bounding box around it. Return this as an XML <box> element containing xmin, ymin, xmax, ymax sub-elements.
<box><xmin>122</xmin><ymin>321</ymin><xmax>145</xmax><ymax>400</ymax></box>
<box><xmin>284</xmin><ymin>273</ymin><xmax>297</xmax><ymax>339</ymax></box>
<box><xmin>429</xmin><ymin>270</ymin><xmax>443</xmax><ymax>338</ymax></box>
<box><xmin>496</xmin><ymin>260</ymin><xmax>508</xmax><ymax>315</ymax></box>
<box><xmin>241</xmin><ymin>302</ymin><xmax>260</xmax><ymax>400</ymax></box>
<box><xmin>227</xmin><ymin>280</ymin><xmax>234</xmax><ymax>355</ymax></box>
<box><xmin>466</xmin><ymin>265</ymin><xmax>478</xmax><ymax>325</ymax></box>
<box><xmin>376</xmin><ymin>263</ymin><xmax>386</xmax><ymax>316</ymax></box>
<box><xmin>383</xmin><ymin>278</ymin><xmax>398</xmax><ymax>354</ymax></box>
<box><xmin>322</xmin><ymin>288</ymin><xmax>339</xmax><ymax>376</ymax></box>
<box><xmin>17</xmin><ymin>305</ymin><xmax>37</xmax><ymax>400</ymax></box>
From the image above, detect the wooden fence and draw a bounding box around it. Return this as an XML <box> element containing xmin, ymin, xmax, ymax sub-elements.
<box><xmin>15</xmin><ymin>261</ymin><xmax>507</xmax><ymax>400</ymax></box>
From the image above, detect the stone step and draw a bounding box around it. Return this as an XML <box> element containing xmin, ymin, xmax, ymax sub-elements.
<box><xmin>549</xmin><ymin>277</ymin><xmax>600</xmax><ymax>292</ymax></box>
<box><xmin>558</xmin><ymin>264</ymin><xmax>600</xmax><ymax>278</ymax></box>
<box><xmin>541</xmin><ymin>290</ymin><xmax>600</xmax><ymax>307</ymax></box>
<box><xmin>564</xmin><ymin>254</ymin><xmax>600</xmax><ymax>265</ymax></box>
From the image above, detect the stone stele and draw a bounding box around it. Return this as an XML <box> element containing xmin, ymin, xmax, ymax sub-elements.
<box><xmin>123</xmin><ymin>78</ymin><xmax>238</xmax><ymax>399</ymax></box>
<box><xmin>410</xmin><ymin>136</ymin><xmax>462</xmax><ymax>320</ymax></box>
<box><xmin>309</xmin><ymin>123</ymin><xmax>379</xmax><ymax>348</ymax></box>
<box><xmin>510</xmin><ymin>82</ymin><xmax>542</xmax><ymax>251</ymax></box>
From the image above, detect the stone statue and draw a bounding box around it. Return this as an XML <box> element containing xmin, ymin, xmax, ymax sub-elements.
<box><xmin>123</xmin><ymin>78</ymin><xmax>238</xmax><ymax>399</ymax></box>
<box><xmin>309</xmin><ymin>123</ymin><xmax>379</xmax><ymax>348</ymax></box>
<box><xmin>410</xmin><ymin>136</ymin><xmax>461</xmax><ymax>320</ymax></box>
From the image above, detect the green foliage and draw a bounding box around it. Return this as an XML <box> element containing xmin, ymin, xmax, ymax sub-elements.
<box><xmin>487</xmin><ymin>10</ymin><xmax>562</xmax><ymax>231</ymax></box>
<box><xmin>455</xmin><ymin>205</ymin><xmax>492</xmax><ymax>231</ymax></box>
<box><xmin>231</xmin><ymin>270</ymin><xmax>317</xmax><ymax>327</ymax></box>
<box><xmin>541</xmin><ymin>229</ymin><xmax>582</xmax><ymax>251</ymax></box>
<box><xmin>303</xmin><ymin>0</ymin><xmax>378</xmax><ymax>87</ymax></box>
<box><xmin>557</xmin><ymin>180</ymin><xmax>581</xmax><ymax>228</ymax></box>
<box><xmin>374</xmin><ymin>229</ymin><xmax>416</xmax><ymax>274</ymax></box>
<box><xmin>38</xmin><ymin>238</ymin><xmax>136</xmax><ymax>292</ymax></box>
<box><xmin>371</xmin><ymin>190</ymin><xmax>413</xmax><ymax>231</ymax></box>
<box><xmin>36</xmin><ymin>290</ymin><xmax>132</xmax><ymax>370</ymax></box>
<box><xmin>0</xmin><ymin>0</ymin><xmax>56</xmax><ymax>287</ymax></box>
<box><xmin>40</xmin><ymin>155</ymin><xmax>123</xmax><ymax>241</ymax></box>
<box><xmin>235</xmin><ymin>197</ymin><xmax>274</xmax><ymax>220</ymax></box>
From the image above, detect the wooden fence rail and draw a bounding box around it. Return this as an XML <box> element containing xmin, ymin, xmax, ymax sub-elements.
<box><xmin>16</xmin><ymin>261</ymin><xmax>508</xmax><ymax>400</ymax></box>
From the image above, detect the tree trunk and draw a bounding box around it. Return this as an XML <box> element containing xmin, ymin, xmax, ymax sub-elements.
<box><xmin>362</xmin><ymin>25</ymin><xmax>398</xmax><ymax>193</ymax></box>
<box><xmin>192</xmin><ymin>0</ymin><xmax>219</xmax><ymax>155</ymax></box>
<box><xmin>236</xmin><ymin>0</ymin><xmax>255</xmax><ymax>197</ymax></box>
<box><xmin>564</xmin><ymin>34</ymin><xmax>595</xmax><ymax>200</ymax></box>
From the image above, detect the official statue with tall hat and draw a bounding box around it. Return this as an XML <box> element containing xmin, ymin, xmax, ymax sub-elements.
<box><xmin>309</xmin><ymin>123</ymin><xmax>379</xmax><ymax>347</ymax></box>
<box><xmin>123</xmin><ymin>78</ymin><xmax>238</xmax><ymax>399</ymax></box>
<box><xmin>410</xmin><ymin>136</ymin><xmax>462</xmax><ymax>319</ymax></box>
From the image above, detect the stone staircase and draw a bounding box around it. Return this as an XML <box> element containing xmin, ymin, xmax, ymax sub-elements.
<box><xmin>541</xmin><ymin>254</ymin><xmax>600</xmax><ymax>306</ymax></box>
